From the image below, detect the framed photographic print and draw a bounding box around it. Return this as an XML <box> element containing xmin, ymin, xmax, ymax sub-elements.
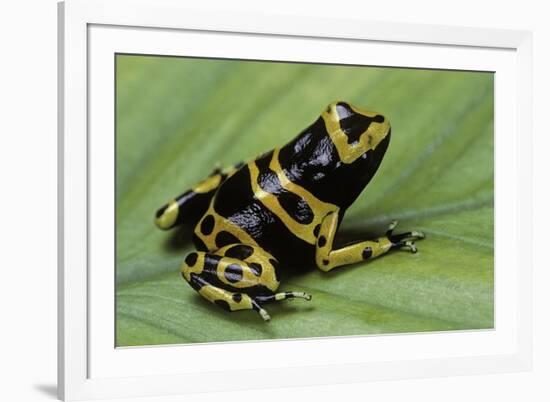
<box><xmin>58</xmin><ymin>0</ymin><xmax>533</xmax><ymax>400</ymax></box>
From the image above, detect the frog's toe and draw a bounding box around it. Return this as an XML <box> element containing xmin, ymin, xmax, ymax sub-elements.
<box><xmin>258</xmin><ymin>308</ymin><xmax>271</xmax><ymax>322</ymax></box>
<box><xmin>256</xmin><ymin>291</ymin><xmax>312</xmax><ymax>304</ymax></box>
<box><xmin>389</xmin><ymin>230</ymin><xmax>425</xmax><ymax>243</ymax></box>
<box><xmin>404</xmin><ymin>240</ymin><xmax>417</xmax><ymax>253</ymax></box>
<box><xmin>390</xmin><ymin>239</ymin><xmax>418</xmax><ymax>253</ymax></box>
<box><xmin>385</xmin><ymin>220</ymin><xmax>425</xmax><ymax>241</ymax></box>
<box><xmin>286</xmin><ymin>291</ymin><xmax>312</xmax><ymax>301</ymax></box>
<box><xmin>250</xmin><ymin>299</ymin><xmax>272</xmax><ymax>321</ymax></box>
<box><xmin>415</xmin><ymin>231</ymin><xmax>426</xmax><ymax>239</ymax></box>
<box><xmin>385</xmin><ymin>220</ymin><xmax>399</xmax><ymax>235</ymax></box>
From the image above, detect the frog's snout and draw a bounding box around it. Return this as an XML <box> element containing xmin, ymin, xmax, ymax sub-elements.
<box><xmin>155</xmin><ymin>200</ymin><xmax>179</xmax><ymax>230</ymax></box>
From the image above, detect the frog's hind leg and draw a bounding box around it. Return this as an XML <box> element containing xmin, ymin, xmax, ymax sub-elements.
<box><xmin>184</xmin><ymin>269</ymin><xmax>272</xmax><ymax>321</ymax></box>
<box><xmin>180</xmin><ymin>244</ymin><xmax>311</xmax><ymax>321</ymax></box>
<box><xmin>315</xmin><ymin>213</ymin><xmax>425</xmax><ymax>272</ymax></box>
<box><xmin>155</xmin><ymin>163</ymin><xmax>243</xmax><ymax>230</ymax></box>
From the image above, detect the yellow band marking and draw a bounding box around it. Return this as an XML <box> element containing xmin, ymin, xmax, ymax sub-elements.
<box><xmin>191</xmin><ymin>163</ymin><xmax>242</xmax><ymax>194</ymax></box>
<box><xmin>192</xmin><ymin>174</ymin><xmax>222</xmax><ymax>193</ymax></box>
<box><xmin>322</xmin><ymin>102</ymin><xmax>390</xmax><ymax>164</ymax></box>
<box><xmin>154</xmin><ymin>199</ymin><xmax>179</xmax><ymax>229</ymax></box>
<box><xmin>180</xmin><ymin>252</ymin><xmax>206</xmax><ymax>281</ymax></box>
<box><xmin>315</xmin><ymin>211</ymin><xmax>393</xmax><ymax>272</ymax></box>
<box><xmin>248</xmin><ymin>149</ymin><xmax>338</xmax><ymax>244</ymax></box>
<box><xmin>194</xmin><ymin>200</ymin><xmax>259</xmax><ymax>252</ymax></box>
<box><xmin>198</xmin><ymin>285</ymin><xmax>254</xmax><ymax>311</ymax></box>
<box><xmin>214</xmin><ymin>256</ymin><xmax>278</xmax><ymax>291</ymax></box>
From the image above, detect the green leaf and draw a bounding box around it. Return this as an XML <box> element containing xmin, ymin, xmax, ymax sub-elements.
<box><xmin>115</xmin><ymin>55</ymin><xmax>494</xmax><ymax>346</ymax></box>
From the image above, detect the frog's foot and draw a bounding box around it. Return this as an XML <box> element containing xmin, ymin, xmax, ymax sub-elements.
<box><xmin>256</xmin><ymin>291</ymin><xmax>312</xmax><ymax>304</ymax></box>
<box><xmin>314</xmin><ymin>214</ymin><xmax>426</xmax><ymax>272</ymax></box>
<box><xmin>252</xmin><ymin>292</ymin><xmax>312</xmax><ymax>321</ymax></box>
<box><xmin>181</xmin><ymin>245</ymin><xmax>312</xmax><ymax>321</ymax></box>
<box><xmin>250</xmin><ymin>292</ymin><xmax>312</xmax><ymax>321</ymax></box>
<box><xmin>386</xmin><ymin>220</ymin><xmax>425</xmax><ymax>254</ymax></box>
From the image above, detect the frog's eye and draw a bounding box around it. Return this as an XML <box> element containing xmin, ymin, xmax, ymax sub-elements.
<box><xmin>335</xmin><ymin>102</ymin><xmax>354</xmax><ymax>120</ymax></box>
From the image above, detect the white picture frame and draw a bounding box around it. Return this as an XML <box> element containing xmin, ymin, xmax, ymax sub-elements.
<box><xmin>58</xmin><ymin>0</ymin><xmax>533</xmax><ymax>400</ymax></box>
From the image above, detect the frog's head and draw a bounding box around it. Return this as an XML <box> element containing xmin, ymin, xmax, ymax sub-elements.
<box><xmin>279</xmin><ymin>101</ymin><xmax>391</xmax><ymax>209</ymax></box>
<box><xmin>322</xmin><ymin>101</ymin><xmax>391</xmax><ymax>165</ymax></box>
<box><xmin>317</xmin><ymin>101</ymin><xmax>391</xmax><ymax>207</ymax></box>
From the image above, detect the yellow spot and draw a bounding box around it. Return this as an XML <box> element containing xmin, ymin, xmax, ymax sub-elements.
<box><xmin>180</xmin><ymin>253</ymin><xmax>205</xmax><ymax>281</ymax></box>
<box><xmin>155</xmin><ymin>199</ymin><xmax>178</xmax><ymax>229</ymax></box>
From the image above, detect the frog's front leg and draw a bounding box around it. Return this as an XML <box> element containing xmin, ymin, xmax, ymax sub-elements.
<box><xmin>181</xmin><ymin>244</ymin><xmax>311</xmax><ymax>321</ymax></box>
<box><xmin>315</xmin><ymin>212</ymin><xmax>425</xmax><ymax>272</ymax></box>
<box><xmin>155</xmin><ymin>163</ymin><xmax>243</xmax><ymax>230</ymax></box>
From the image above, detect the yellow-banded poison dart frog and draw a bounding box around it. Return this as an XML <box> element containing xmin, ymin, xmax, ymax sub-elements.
<box><xmin>155</xmin><ymin>101</ymin><xmax>425</xmax><ymax>321</ymax></box>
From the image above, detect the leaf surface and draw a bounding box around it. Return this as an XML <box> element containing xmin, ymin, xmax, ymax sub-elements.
<box><xmin>115</xmin><ymin>56</ymin><xmax>493</xmax><ymax>346</ymax></box>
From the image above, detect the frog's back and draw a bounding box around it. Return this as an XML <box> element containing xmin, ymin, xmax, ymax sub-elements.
<box><xmin>192</xmin><ymin>149</ymin><xmax>326</xmax><ymax>269</ymax></box>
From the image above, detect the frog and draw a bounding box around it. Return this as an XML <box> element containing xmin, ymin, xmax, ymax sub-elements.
<box><xmin>154</xmin><ymin>101</ymin><xmax>425</xmax><ymax>321</ymax></box>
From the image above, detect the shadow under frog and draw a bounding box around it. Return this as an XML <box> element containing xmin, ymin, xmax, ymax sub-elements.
<box><xmin>155</xmin><ymin>101</ymin><xmax>425</xmax><ymax>321</ymax></box>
